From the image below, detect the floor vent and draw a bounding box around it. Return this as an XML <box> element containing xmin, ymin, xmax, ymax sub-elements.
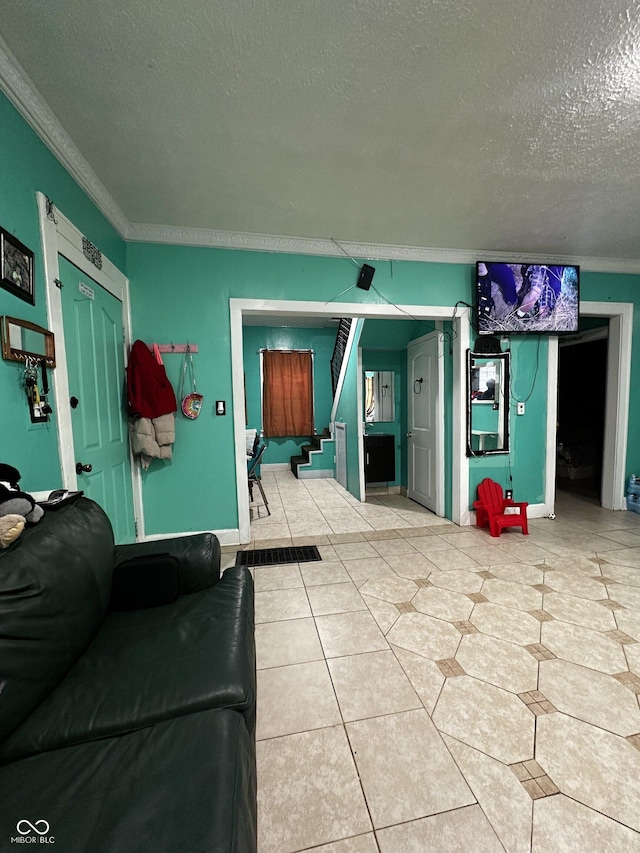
<box><xmin>236</xmin><ymin>546</ymin><xmax>322</xmax><ymax>567</ymax></box>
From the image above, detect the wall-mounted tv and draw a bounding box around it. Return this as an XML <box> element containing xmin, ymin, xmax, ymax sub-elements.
<box><xmin>476</xmin><ymin>262</ymin><xmax>580</xmax><ymax>335</ymax></box>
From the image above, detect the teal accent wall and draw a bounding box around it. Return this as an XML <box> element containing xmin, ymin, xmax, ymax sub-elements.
<box><xmin>468</xmin><ymin>338</ymin><xmax>549</xmax><ymax>504</ymax></box>
<box><xmin>334</xmin><ymin>319</ymin><xmax>364</xmax><ymax>501</ymax></box>
<box><xmin>242</xmin><ymin>324</ymin><xmax>336</xmax><ymax>463</ymax></box>
<box><xmin>124</xmin><ymin>241</ymin><xmax>640</xmax><ymax>533</ymax></box>
<box><xmin>360</xmin><ymin>318</ymin><xmax>424</xmax><ymax>348</ymax></box>
<box><xmin>0</xmin><ymin>93</ymin><xmax>126</xmax><ymax>490</ymax></box>
<box><xmin>4</xmin><ymin>88</ymin><xmax>640</xmax><ymax>535</ymax></box>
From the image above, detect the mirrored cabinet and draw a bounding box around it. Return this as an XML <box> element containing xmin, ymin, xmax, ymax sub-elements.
<box><xmin>467</xmin><ymin>350</ymin><xmax>510</xmax><ymax>456</ymax></box>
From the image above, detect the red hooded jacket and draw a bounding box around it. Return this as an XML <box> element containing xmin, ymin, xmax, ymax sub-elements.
<box><xmin>126</xmin><ymin>340</ymin><xmax>177</xmax><ymax>419</ymax></box>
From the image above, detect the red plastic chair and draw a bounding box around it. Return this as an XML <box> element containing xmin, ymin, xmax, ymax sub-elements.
<box><xmin>473</xmin><ymin>478</ymin><xmax>529</xmax><ymax>537</ymax></box>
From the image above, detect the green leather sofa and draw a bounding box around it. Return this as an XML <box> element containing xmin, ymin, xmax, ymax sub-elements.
<box><xmin>0</xmin><ymin>497</ymin><xmax>256</xmax><ymax>852</ymax></box>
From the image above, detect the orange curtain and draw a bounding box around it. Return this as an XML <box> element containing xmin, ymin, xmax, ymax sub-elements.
<box><xmin>263</xmin><ymin>350</ymin><xmax>313</xmax><ymax>437</ymax></box>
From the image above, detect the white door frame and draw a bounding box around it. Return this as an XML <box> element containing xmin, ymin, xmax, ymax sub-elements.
<box><xmin>544</xmin><ymin>300</ymin><xmax>632</xmax><ymax>513</ymax></box>
<box><xmin>230</xmin><ymin>298</ymin><xmax>469</xmax><ymax>543</ymax></box>
<box><xmin>36</xmin><ymin>192</ymin><xmax>143</xmax><ymax>535</ymax></box>
<box><xmin>406</xmin><ymin>330</ymin><xmax>446</xmax><ymax>517</ymax></box>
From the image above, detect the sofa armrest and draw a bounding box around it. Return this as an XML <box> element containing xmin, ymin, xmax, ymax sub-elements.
<box><xmin>114</xmin><ymin>533</ymin><xmax>221</xmax><ymax>594</ymax></box>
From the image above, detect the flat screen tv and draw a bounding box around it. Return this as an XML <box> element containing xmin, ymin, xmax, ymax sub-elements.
<box><xmin>476</xmin><ymin>262</ymin><xmax>580</xmax><ymax>335</ymax></box>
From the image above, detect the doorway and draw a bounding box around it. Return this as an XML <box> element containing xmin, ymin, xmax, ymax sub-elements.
<box><xmin>231</xmin><ymin>299</ymin><xmax>470</xmax><ymax>543</ymax></box>
<box><xmin>557</xmin><ymin>328</ymin><xmax>608</xmax><ymax>504</ymax></box>
<box><xmin>544</xmin><ymin>301</ymin><xmax>632</xmax><ymax>514</ymax></box>
<box><xmin>38</xmin><ymin>193</ymin><xmax>141</xmax><ymax>541</ymax></box>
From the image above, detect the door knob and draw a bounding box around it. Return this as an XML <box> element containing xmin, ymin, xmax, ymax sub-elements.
<box><xmin>76</xmin><ymin>462</ymin><xmax>92</xmax><ymax>474</ymax></box>
<box><xmin>405</xmin><ymin>432</ymin><xmax>413</xmax><ymax>437</ymax></box>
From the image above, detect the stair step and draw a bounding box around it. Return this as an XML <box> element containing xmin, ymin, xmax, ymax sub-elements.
<box><xmin>290</xmin><ymin>455</ymin><xmax>307</xmax><ymax>478</ymax></box>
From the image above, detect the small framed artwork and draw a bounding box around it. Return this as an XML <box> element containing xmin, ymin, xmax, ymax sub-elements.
<box><xmin>0</xmin><ymin>227</ymin><xmax>35</xmax><ymax>305</ymax></box>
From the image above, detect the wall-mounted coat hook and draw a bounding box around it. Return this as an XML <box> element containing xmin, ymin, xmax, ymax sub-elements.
<box><xmin>145</xmin><ymin>343</ymin><xmax>199</xmax><ymax>354</ymax></box>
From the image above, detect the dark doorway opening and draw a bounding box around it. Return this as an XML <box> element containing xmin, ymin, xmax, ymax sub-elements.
<box><xmin>557</xmin><ymin>334</ymin><xmax>608</xmax><ymax>504</ymax></box>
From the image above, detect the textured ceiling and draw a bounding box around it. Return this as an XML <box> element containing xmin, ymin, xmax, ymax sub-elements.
<box><xmin>2</xmin><ymin>0</ymin><xmax>640</xmax><ymax>260</ymax></box>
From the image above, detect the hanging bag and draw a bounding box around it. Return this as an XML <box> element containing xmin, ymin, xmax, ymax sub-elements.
<box><xmin>179</xmin><ymin>347</ymin><xmax>203</xmax><ymax>419</ymax></box>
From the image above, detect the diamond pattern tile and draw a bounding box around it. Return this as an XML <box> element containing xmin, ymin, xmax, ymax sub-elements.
<box><xmin>529</xmin><ymin>609</ymin><xmax>554</xmax><ymax>622</ymax></box>
<box><xmin>436</xmin><ymin>658</ymin><xmax>466</xmax><ymax>677</ymax></box>
<box><xmin>453</xmin><ymin>620</ymin><xmax>479</xmax><ymax>635</ymax></box>
<box><xmin>250</xmin><ymin>474</ymin><xmax>640</xmax><ymax>850</ymax></box>
<box><xmin>598</xmin><ymin>599</ymin><xmax>625</xmax><ymax>610</ymax></box>
<box><xmin>613</xmin><ymin>672</ymin><xmax>640</xmax><ymax>694</ymax></box>
<box><xmin>518</xmin><ymin>691</ymin><xmax>557</xmax><ymax>716</ymax></box>
<box><xmin>525</xmin><ymin>643</ymin><xmax>557</xmax><ymax>661</ymax></box>
<box><xmin>467</xmin><ymin>592</ymin><xmax>488</xmax><ymax>603</ymax></box>
<box><xmin>603</xmin><ymin>629</ymin><xmax>637</xmax><ymax>644</ymax></box>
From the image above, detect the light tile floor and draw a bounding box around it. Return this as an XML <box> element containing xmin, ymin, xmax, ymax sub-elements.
<box><xmin>229</xmin><ymin>471</ymin><xmax>640</xmax><ymax>851</ymax></box>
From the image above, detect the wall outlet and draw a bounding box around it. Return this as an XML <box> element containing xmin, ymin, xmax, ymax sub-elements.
<box><xmin>517</xmin><ymin>402</ymin><xmax>525</xmax><ymax>415</ymax></box>
<box><xmin>505</xmin><ymin>489</ymin><xmax>513</xmax><ymax>500</ymax></box>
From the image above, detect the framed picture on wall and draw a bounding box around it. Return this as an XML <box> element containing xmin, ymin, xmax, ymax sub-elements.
<box><xmin>0</xmin><ymin>227</ymin><xmax>35</xmax><ymax>305</ymax></box>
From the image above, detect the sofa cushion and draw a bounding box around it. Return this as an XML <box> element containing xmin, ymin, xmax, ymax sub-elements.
<box><xmin>0</xmin><ymin>566</ymin><xmax>255</xmax><ymax>763</ymax></box>
<box><xmin>0</xmin><ymin>708</ymin><xmax>257</xmax><ymax>853</ymax></box>
<box><xmin>110</xmin><ymin>553</ymin><xmax>179</xmax><ymax>610</ymax></box>
<box><xmin>114</xmin><ymin>533</ymin><xmax>221</xmax><ymax>595</ymax></box>
<box><xmin>0</xmin><ymin>498</ymin><xmax>114</xmax><ymax>744</ymax></box>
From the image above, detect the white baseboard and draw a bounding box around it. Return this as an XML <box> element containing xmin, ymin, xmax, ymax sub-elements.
<box><xmin>140</xmin><ymin>528</ymin><xmax>241</xmax><ymax>546</ymax></box>
<box><xmin>298</xmin><ymin>469</ymin><xmax>335</xmax><ymax>479</ymax></box>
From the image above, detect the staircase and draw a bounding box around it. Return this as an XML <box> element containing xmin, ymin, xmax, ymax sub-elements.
<box><xmin>290</xmin><ymin>429</ymin><xmax>334</xmax><ymax>479</ymax></box>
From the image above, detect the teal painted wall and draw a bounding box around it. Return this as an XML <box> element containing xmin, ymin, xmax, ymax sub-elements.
<box><xmin>0</xmin><ymin>93</ymin><xmax>126</xmax><ymax>490</ymax></box>
<box><xmin>360</xmin><ymin>318</ymin><xmax>424</xmax><ymax>349</ymax></box>
<box><xmin>125</xmin><ymin>240</ymin><xmax>640</xmax><ymax>533</ymax></box>
<box><xmin>468</xmin><ymin>338</ymin><xmax>549</xmax><ymax>503</ymax></box>
<box><xmin>5</xmin><ymin>88</ymin><xmax>640</xmax><ymax>532</ymax></box>
<box><xmin>242</xmin><ymin>324</ymin><xmax>336</xmax><ymax>464</ymax></box>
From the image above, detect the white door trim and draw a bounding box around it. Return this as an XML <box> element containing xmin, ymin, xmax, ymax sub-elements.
<box><xmin>454</xmin><ymin>310</ymin><xmax>471</xmax><ymax>526</ymax></box>
<box><xmin>36</xmin><ymin>192</ymin><xmax>143</xmax><ymax>536</ymax></box>
<box><xmin>356</xmin><ymin>345</ymin><xmax>365</xmax><ymax>502</ymax></box>
<box><xmin>230</xmin><ymin>298</ymin><xmax>467</xmax><ymax>543</ymax></box>
<box><xmin>544</xmin><ymin>300</ymin><xmax>633</xmax><ymax>513</ymax></box>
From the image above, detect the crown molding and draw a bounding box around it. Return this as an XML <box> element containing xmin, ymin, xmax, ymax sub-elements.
<box><xmin>127</xmin><ymin>222</ymin><xmax>640</xmax><ymax>274</ymax></box>
<box><xmin>1</xmin><ymin>36</ymin><xmax>640</xmax><ymax>274</ymax></box>
<box><xmin>0</xmin><ymin>35</ymin><xmax>129</xmax><ymax>239</ymax></box>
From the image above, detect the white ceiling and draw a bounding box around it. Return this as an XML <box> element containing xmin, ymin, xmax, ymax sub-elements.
<box><xmin>2</xmin><ymin>1</ymin><xmax>640</xmax><ymax>265</ymax></box>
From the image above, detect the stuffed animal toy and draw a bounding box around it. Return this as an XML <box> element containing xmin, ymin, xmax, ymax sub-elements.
<box><xmin>0</xmin><ymin>463</ymin><xmax>44</xmax><ymax>524</ymax></box>
<box><xmin>0</xmin><ymin>513</ymin><xmax>25</xmax><ymax>548</ymax></box>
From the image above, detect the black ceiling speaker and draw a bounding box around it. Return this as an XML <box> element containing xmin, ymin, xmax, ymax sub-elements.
<box><xmin>356</xmin><ymin>264</ymin><xmax>375</xmax><ymax>290</ymax></box>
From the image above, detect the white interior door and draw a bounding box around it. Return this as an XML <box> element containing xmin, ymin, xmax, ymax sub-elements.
<box><xmin>407</xmin><ymin>331</ymin><xmax>444</xmax><ymax>515</ymax></box>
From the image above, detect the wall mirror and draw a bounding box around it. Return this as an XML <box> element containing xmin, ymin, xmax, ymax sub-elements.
<box><xmin>364</xmin><ymin>370</ymin><xmax>395</xmax><ymax>422</ymax></box>
<box><xmin>467</xmin><ymin>350</ymin><xmax>510</xmax><ymax>455</ymax></box>
<box><xmin>1</xmin><ymin>315</ymin><xmax>56</xmax><ymax>367</ymax></box>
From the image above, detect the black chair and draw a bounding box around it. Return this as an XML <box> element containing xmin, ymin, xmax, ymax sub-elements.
<box><xmin>248</xmin><ymin>444</ymin><xmax>270</xmax><ymax>516</ymax></box>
